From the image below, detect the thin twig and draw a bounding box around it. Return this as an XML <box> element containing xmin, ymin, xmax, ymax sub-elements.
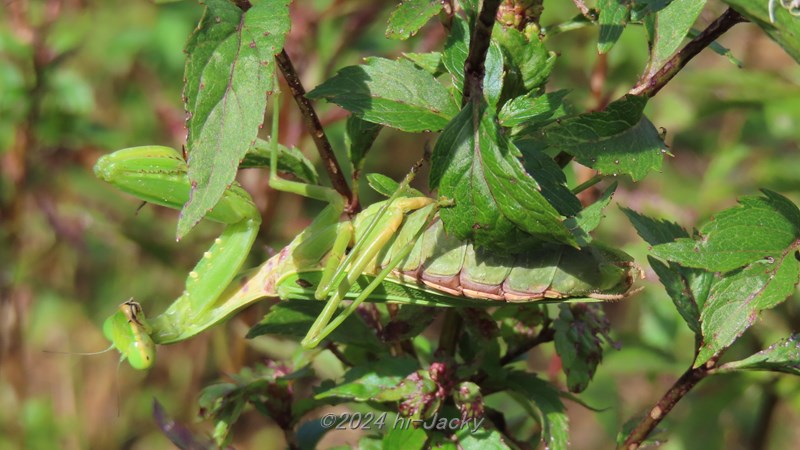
<box><xmin>436</xmin><ymin>310</ymin><xmax>462</xmax><ymax>357</ymax></box>
<box><xmin>325</xmin><ymin>342</ymin><xmax>354</xmax><ymax>367</ymax></box>
<box><xmin>461</xmin><ymin>0</ymin><xmax>502</xmax><ymax>105</ymax></box>
<box><xmin>620</xmin><ymin>355</ymin><xmax>721</xmax><ymax>449</ymax></box>
<box><xmin>630</xmin><ymin>8</ymin><xmax>746</xmax><ymax>97</ymax></box>
<box><xmin>232</xmin><ymin>0</ymin><xmax>355</xmax><ymax>211</ymax></box>
<box><xmin>500</xmin><ymin>326</ymin><xmax>555</xmax><ymax>366</ymax></box>
<box><xmin>275</xmin><ymin>50</ymin><xmax>356</xmax><ymax>212</ymax></box>
<box><xmin>556</xmin><ymin>8</ymin><xmax>746</xmax><ymax>170</ymax></box>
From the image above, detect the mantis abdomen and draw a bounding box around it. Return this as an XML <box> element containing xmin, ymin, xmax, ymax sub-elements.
<box><xmin>387</xmin><ymin>219</ymin><xmax>636</xmax><ymax>302</ymax></box>
<box><xmin>268</xmin><ymin>200</ymin><xmax>639</xmax><ymax>307</ymax></box>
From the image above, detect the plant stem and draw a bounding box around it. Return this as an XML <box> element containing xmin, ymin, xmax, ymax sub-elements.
<box><xmin>275</xmin><ymin>50</ymin><xmax>356</xmax><ymax>212</ymax></box>
<box><xmin>437</xmin><ymin>310</ymin><xmax>462</xmax><ymax>357</ymax></box>
<box><xmin>555</xmin><ymin>8</ymin><xmax>746</xmax><ymax>170</ymax></box>
<box><xmin>232</xmin><ymin>0</ymin><xmax>355</xmax><ymax>211</ymax></box>
<box><xmin>630</xmin><ymin>8</ymin><xmax>746</xmax><ymax>97</ymax></box>
<box><xmin>462</xmin><ymin>0</ymin><xmax>502</xmax><ymax>105</ymax></box>
<box><xmin>571</xmin><ymin>174</ymin><xmax>602</xmax><ymax>194</ymax></box>
<box><xmin>500</xmin><ymin>326</ymin><xmax>555</xmax><ymax>366</ymax></box>
<box><xmin>620</xmin><ymin>356</ymin><xmax>720</xmax><ymax>449</ymax></box>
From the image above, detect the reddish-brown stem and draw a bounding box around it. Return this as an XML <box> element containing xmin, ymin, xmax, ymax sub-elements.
<box><xmin>630</xmin><ymin>8</ymin><xmax>746</xmax><ymax>97</ymax></box>
<box><xmin>233</xmin><ymin>0</ymin><xmax>355</xmax><ymax>212</ymax></box>
<box><xmin>275</xmin><ymin>50</ymin><xmax>356</xmax><ymax>212</ymax></box>
<box><xmin>620</xmin><ymin>356</ymin><xmax>721</xmax><ymax>449</ymax></box>
<box><xmin>461</xmin><ymin>0</ymin><xmax>502</xmax><ymax>105</ymax></box>
<box><xmin>557</xmin><ymin>8</ymin><xmax>746</xmax><ymax>170</ymax></box>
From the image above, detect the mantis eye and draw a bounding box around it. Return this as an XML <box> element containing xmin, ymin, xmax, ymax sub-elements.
<box><xmin>125</xmin><ymin>335</ymin><xmax>156</xmax><ymax>370</ymax></box>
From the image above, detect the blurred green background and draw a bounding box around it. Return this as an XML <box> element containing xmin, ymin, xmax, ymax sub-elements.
<box><xmin>1</xmin><ymin>0</ymin><xmax>799</xmax><ymax>449</ymax></box>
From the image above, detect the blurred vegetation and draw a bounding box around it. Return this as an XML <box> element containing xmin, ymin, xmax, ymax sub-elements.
<box><xmin>1</xmin><ymin>0</ymin><xmax>799</xmax><ymax>449</ymax></box>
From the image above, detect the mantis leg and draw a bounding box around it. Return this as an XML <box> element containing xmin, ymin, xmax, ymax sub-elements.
<box><xmin>300</xmin><ymin>170</ymin><xmax>434</xmax><ymax>349</ymax></box>
<box><xmin>264</xmin><ymin>90</ymin><xmax>435</xmax><ymax>349</ymax></box>
<box><xmin>302</xmin><ymin>201</ymin><xmax>440</xmax><ymax>348</ymax></box>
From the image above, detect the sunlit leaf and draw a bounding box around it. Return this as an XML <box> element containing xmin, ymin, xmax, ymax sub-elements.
<box><xmin>539</xmin><ymin>95</ymin><xmax>667</xmax><ymax>181</ymax></box>
<box><xmin>386</xmin><ymin>0</ymin><xmax>443</xmax><ymax>40</ymax></box>
<box><xmin>719</xmin><ymin>334</ymin><xmax>800</xmax><ymax>375</ymax></box>
<box><xmin>598</xmin><ymin>0</ymin><xmax>632</xmax><ymax>54</ymax></box>
<box><xmin>179</xmin><ymin>0</ymin><xmax>290</xmax><ymax>238</ymax></box>
<box><xmin>645</xmin><ymin>0</ymin><xmax>707</xmax><ymax>74</ymax></box>
<box><xmin>307</xmin><ymin>57</ymin><xmax>458</xmax><ymax>132</ymax></box>
<box><xmin>430</xmin><ymin>101</ymin><xmax>576</xmax><ymax>251</ymax></box>
<box><xmin>651</xmin><ymin>190</ymin><xmax>800</xmax><ymax>272</ymax></box>
<box><xmin>695</xmin><ymin>255</ymin><xmax>799</xmax><ymax>366</ymax></box>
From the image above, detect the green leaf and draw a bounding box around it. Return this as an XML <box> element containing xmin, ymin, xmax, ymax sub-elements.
<box><xmin>383</xmin><ymin>426</ymin><xmax>428</xmax><ymax>450</ymax></box>
<box><xmin>516</xmin><ymin>140</ymin><xmax>582</xmax><ymax>216</ymax></box>
<box><xmin>540</xmin><ymin>95</ymin><xmax>668</xmax><ymax>181</ymax></box>
<box><xmin>648</xmin><ymin>256</ymin><xmax>704</xmax><ymax>336</ymax></box>
<box><xmin>505</xmin><ymin>372</ymin><xmax>569</xmax><ymax>450</ymax></box>
<box><xmin>493</xmin><ymin>26</ymin><xmax>557</xmax><ymax>97</ymax></box>
<box><xmin>630</xmin><ymin>0</ymin><xmax>674</xmax><ymax>21</ymax></box>
<box><xmin>459</xmin><ymin>0</ymin><xmax>480</xmax><ymax>28</ymax></box>
<box><xmin>553</xmin><ymin>304</ymin><xmax>614</xmax><ymax>393</ymax></box>
<box><xmin>597</xmin><ymin>0</ymin><xmax>632</xmax><ymax>54</ymax></box>
<box><xmin>622</xmin><ymin>208</ymin><xmax>715</xmax><ymax>335</ymax></box>
<box><xmin>240</xmin><ymin>138</ymin><xmax>319</xmax><ymax>184</ymax></box>
<box><xmin>621</xmin><ymin>207</ymin><xmax>689</xmax><ymax>246</ymax></box>
<box><xmin>197</xmin><ymin>364</ymin><xmax>310</xmax><ymax>447</ymax></box>
<box><xmin>646</xmin><ymin>0</ymin><xmax>707</xmax><ymax>74</ymax></box>
<box><xmin>366</xmin><ymin>173</ymin><xmax>425</xmax><ymax>198</ymax></box>
<box><xmin>246</xmin><ymin>302</ymin><xmax>381</xmax><ymax>348</ymax></box>
<box><xmin>430</xmin><ymin>101</ymin><xmax>576</xmax><ymax>251</ymax></box>
<box><xmin>314</xmin><ymin>357</ymin><xmax>418</xmax><ymax>401</ymax></box>
<box><xmin>695</xmin><ymin>254</ymin><xmax>800</xmax><ymax>366</ymax></box>
<box><xmin>439</xmin><ymin>18</ymin><xmax>504</xmax><ymax>107</ymax></box>
<box><xmin>499</xmin><ymin>89</ymin><xmax>570</xmax><ymax>128</ymax></box>
<box><xmin>307</xmin><ymin>57</ymin><xmax>458</xmax><ymax>132</ymax></box>
<box><xmin>484</xmin><ymin>42</ymin><xmax>504</xmax><ymax>108</ymax></box>
<box><xmin>454</xmin><ymin>428</ymin><xmax>510</xmax><ymax>450</ymax></box>
<box><xmin>495</xmin><ymin>305</ymin><xmax>546</xmax><ymax>350</ymax></box>
<box><xmin>179</xmin><ymin>0</ymin><xmax>290</xmax><ymax>238</ymax></box>
<box><xmin>565</xmin><ymin>183</ymin><xmax>617</xmax><ymax>246</ymax></box>
<box><xmin>723</xmin><ymin>0</ymin><xmax>800</xmax><ymax>63</ymax></box>
<box><xmin>719</xmin><ymin>334</ymin><xmax>800</xmax><ymax>376</ymax></box>
<box><xmin>442</xmin><ymin>17</ymin><xmax>470</xmax><ymax>92</ymax></box>
<box><xmin>345</xmin><ymin>114</ymin><xmax>382</xmax><ymax>175</ymax></box>
<box><xmin>402</xmin><ymin>51</ymin><xmax>446</xmax><ymax>76</ymax></box>
<box><xmin>651</xmin><ymin>190</ymin><xmax>800</xmax><ymax>272</ymax></box>
<box><xmin>386</xmin><ymin>0</ymin><xmax>444</xmax><ymax>40</ymax></box>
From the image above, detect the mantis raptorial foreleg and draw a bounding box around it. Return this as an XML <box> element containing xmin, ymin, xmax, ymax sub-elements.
<box><xmin>95</xmin><ymin>146</ymin><xmax>262</xmax><ymax>368</ymax></box>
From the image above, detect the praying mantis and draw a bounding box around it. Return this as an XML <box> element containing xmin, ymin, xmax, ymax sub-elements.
<box><xmin>96</xmin><ymin>98</ymin><xmax>641</xmax><ymax>371</ymax></box>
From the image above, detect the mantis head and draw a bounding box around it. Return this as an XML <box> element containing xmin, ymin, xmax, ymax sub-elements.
<box><xmin>102</xmin><ymin>300</ymin><xmax>156</xmax><ymax>370</ymax></box>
